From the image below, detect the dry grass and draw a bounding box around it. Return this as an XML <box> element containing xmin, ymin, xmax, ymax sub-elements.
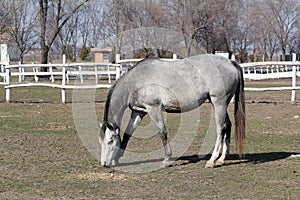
<box><xmin>0</xmin><ymin>80</ymin><xmax>299</xmax><ymax>199</ymax></box>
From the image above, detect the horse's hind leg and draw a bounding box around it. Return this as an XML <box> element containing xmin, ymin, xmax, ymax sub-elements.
<box><xmin>216</xmin><ymin>112</ymin><xmax>231</xmax><ymax>166</ymax></box>
<box><xmin>147</xmin><ymin>105</ymin><xmax>172</xmax><ymax>163</ymax></box>
<box><xmin>205</xmin><ymin>97</ymin><xmax>227</xmax><ymax>168</ymax></box>
<box><xmin>116</xmin><ymin>111</ymin><xmax>145</xmax><ymax>161</ymax></box>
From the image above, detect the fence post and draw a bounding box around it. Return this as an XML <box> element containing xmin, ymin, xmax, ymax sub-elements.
<box><xmin>50</xmin><ymin>66</ymin><xmax>54</xmax><ymax>83</ymax></box>
<box><xmin>5</xmin><ymin>67</ymin><xmax>10</xmax><ymax>103</ymax></box>
<box><xmin>116</xmin><ymin>54</ymin><xmax>121</xmax><ymax>64</ymax></box>
<box><xmin>61</xmin><ymin>54</ymin><xmax>66</xmax><ymax>103</ymax></box>
<box><xmin>18</xmin><ymin>62</ymin><xmax>23</xmax><ymax>82</ymax></box>
<box><xmin>107</xmin><ymin>64</ymin><xmax>111</xmax><ymax>84</ymax></box>
<box><xmin>95</xmin><ymin>65</ymin><xmax>98</xmax><ymax>84</ymax></box>
<box><xmin>116</xmin><ymin>65</ymin><xmax>121</xmax><ymax>80</ymax></box>
<box><xmin>231</xmin><ymin>54</ymin><xmax>236</xmax><ymax>61</ymax></box>
<box><xmin>79</xmin><ymin>65</ymin><xmax>83</xmax><ymax>83</ymax></box>
<box><xmin>173</xmin><ymin>54</ymin><xmax>177</xmax><ymax>60</ymax></box>
<box><xmin>291</xmin><ymin>53</ymin><xmax>297</xmax><ymax>102</ymax></box>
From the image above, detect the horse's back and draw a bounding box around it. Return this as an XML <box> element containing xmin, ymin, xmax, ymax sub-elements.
<box><xmin>186</xmin><ymin>54</ymin><xmax>239</xmax><ymax>94</ymax></box>
<box><xmin>132</xmin><ymin>54</ymin><xmax>238</xmax><ymax>80</ymax></box>
<box><xmin>125</xmin><ymin>54</ymin><xmax>240</xmax><ymax>112</ymax></box>
<box><xmin>131</xmin><ymin>54</ymin><xmax>239</xmax><ymax>93</ymax></box>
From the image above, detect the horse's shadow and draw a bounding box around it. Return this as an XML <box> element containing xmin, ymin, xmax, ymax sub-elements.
<box><xmin>177</xmin><ymin>152</ymin><xmax>298</xmax><ymax>166</ymax></box>
<box><xmin>116</xmin><ymin>152</ymin><xmax>298</xmax><ymax>168</ymax></box>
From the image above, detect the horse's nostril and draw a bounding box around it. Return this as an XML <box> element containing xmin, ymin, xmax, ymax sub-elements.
<box><xmin>101</xmin><ymin>161</ymin><xmax>111</xmax><ymax>168</ymax></box>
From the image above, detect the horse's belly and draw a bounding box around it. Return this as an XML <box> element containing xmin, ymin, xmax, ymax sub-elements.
<box><xmin>130</xmin><ymin>75</ymin><xmax>209</xmax><ymax>113</ymax></box>
<box><xmin>163</xmin><ymin>94</ymin><xmax>207</xmax><ymax>113</ymax></box>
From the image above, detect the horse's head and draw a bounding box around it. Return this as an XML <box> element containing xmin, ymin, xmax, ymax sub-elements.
<box><xmin>99</xmin><ymin>121</ymin><xmax>121</xmax><ymax>167</ymax></box>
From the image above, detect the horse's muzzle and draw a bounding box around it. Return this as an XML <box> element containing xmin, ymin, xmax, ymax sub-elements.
<box><xmin>100</xmin><ymin>161</ymin><xmax>111</xmax><ymax>168</ymax></box>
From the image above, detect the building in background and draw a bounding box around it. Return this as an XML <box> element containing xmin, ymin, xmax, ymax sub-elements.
<box><xmin>91</xmin><ymin>47</ymin><xmax>112</xmax><ymax>63</ymax></box>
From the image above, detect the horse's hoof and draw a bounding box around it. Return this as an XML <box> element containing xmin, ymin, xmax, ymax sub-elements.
<box><xmin>205</xmin><ymin>162</ymin><xmax>214</xmax><ymax>168</ymax></box>
<box><xmin>113</xmin><ymin>160</ymin><xmax>120</xmax><ymax>166</ymax></box>
<box><xmin>163</xmin><ymin>157</ymin><xmax>170</xmax><ymax>163</ymax></box>
<box><xmin>161</xmin><ymin>157</ymin><xmax>171</xmax><ymax>167</ymax></box>
<box><xmin>215</xmin><ymin>160</ymin><xmax>224</xmax><ymax>166</ymax></box>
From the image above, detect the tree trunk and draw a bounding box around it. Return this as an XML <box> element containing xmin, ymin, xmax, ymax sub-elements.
<box><xmin>39</xmin><ymin>0</ymin><xmax>48</xmax><ymax>71</ymax></box>
<box><xmin>41</xmin><ymin>46</ymin><xmax>49</xmax><ymax>64</ymax></box>
<box><xmin>38</xmin><ymin>0</ymin><xmax>89</xmax><ymax>69</ymax></box>
<box><xmin>281</xmin><ymin>47</ymin><xmax>286</xmax><ymax>61</ymax></box>
<box><xmin>20</xmin><ymin>51</ymin><xmax>24</xmax><ymax>64</ymax></box>
<box><xmin>40</xmin><ymin>45</ymin><xmax>49</xmax><ymax>72</ymax></box>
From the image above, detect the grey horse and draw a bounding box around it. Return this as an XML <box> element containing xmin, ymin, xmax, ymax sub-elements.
<box><xmin>99</xmin><ymin>54</ymin><xmax>245</xmax><ymax>168</ymax></box>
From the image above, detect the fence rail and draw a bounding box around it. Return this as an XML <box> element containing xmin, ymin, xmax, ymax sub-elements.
<box><xmin>1</xmin><ymin>60</ymin><xmax>122</xmax><ymax>103</ymax></box>
<box><xmin>116</xmin><ymin>55</ymin><xmax>300</xmax><ymax>102</ymax></box>
<box><xmin>240</xmin><ymin>59</ymin><xmax>300</xmax><ymax>102</ymax></box>
<box><xmin>241</xmin><ymin>61</ymin><xmax>300</xmax><ymax>79</ymax></box>
<box><xmin>1</xmin><ymin>54</ymin><xmax>300</xmax><ymax>103</ymax></box>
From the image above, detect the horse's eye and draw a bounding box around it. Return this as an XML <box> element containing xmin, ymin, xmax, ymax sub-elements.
<box><xmin>107</xmin><ymin>135</ymin><xmax>114</xmax><ymax>144</ymax></box>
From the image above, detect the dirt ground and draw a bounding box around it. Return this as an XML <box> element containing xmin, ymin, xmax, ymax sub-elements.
<box><xmin>0</xmin><ymin>80</ymin><xmax>299</xmax><ymax>199</ymax></box>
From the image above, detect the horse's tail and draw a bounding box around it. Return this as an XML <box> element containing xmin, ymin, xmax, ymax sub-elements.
<box><xmin>232</xmin><ymin>61</ymin><xmax>246</xmax><ymax>159</ymax></box>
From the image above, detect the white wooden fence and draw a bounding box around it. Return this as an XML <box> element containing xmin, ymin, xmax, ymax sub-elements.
<box><xmin>1</xmin><ymin>53</ymin><xmax>300</xmax><ymax>103</ymax></box>
<box><xmin>241</xmin><ymin>53</ymin><xmax>300</xmax><ymax>102</ymax></box>
<box><xmin>0</xmin><ymin>59</ymin><xmax>122</xmax><ymax>103</ymax></box>
<box><xmin>116</xmin><ymin>54</ymin><xmax>300</xmax><ymax>102</ymax></box>
<box><xmin>0</xmin><ymin>62</ymin><xmax>8</xmax><ymax>83</ymax></box>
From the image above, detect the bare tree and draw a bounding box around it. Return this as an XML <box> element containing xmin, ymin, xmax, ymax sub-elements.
<box><xmin>260</xmin><ymin>0</ymin><xmax>300</xmax><ymax>61</ymax></box>
<box><xmin>252</xmin><ymin>7</ymin><xmax>280</xmax><ymax>61</ymax></box>
<box><xmin>0</xmin><ymin>0</ymin><xmax>10</xmax><ymax>35</ymax></box>
<box><xmin>99</xmin><ymin>1</ymin><xmax>125</xmax><ymax>55</ymax></box>
<box><xmin>121</xmin><ymin>0</ymin><xmax>172</xmax><ymax>57</ymax></box>
<box><xmin>88</xmin><ymin>4</ymin><xmax>103</xmax><ymax>47</ymax></box>
<box><xmin>163</xmin><ymin>0</ymin><xmax>209</xmax><ymax>56</ymax></box>
<box><xmin>55</xmin><ymin>14</ymin><xmax>78</xmax><ymax>61</ymax></box>
<box><xmin>3</xmin><ymin>0</ymin><xmax>299</xmax><ymax>64</ymax></box>
<box><xmin>4</xmin><ymin>0</ymin><xmax>38</xmax><ymax>63</ymax></box>
<box><xmin>198</xmin><ymin>0</ymin><xmax>242</xmax><ymax>55</ymax></box>
<box><xmin>38</xmin><ymin>0</ymin><xmax>89</xmax><ymax>67</ymax></box>
<box><xmin>163</xmin><ymin>0</ymin><xmax>243</xmax><ymax>57</ymax></box>
<box><xmin>77</xmin><ymin>6</ymin><xmax>91</xmax><ymax>47</ymax></box>
<box><xmin>233</xmin><ymin>2</ymin><xmax>256</xmax><ymax>62</ymax></box>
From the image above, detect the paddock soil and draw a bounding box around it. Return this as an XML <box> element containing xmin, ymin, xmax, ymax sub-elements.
<box><xmin>0</xmin><ymin>79</ymin><xmax>299</xmax><ymax>199</ymax></box>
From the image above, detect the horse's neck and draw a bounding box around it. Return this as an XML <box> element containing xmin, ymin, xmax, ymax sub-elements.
<box><xmin>107</xmin><ymin>87</ymin><xmax>129</xmax><ymax>127</ymax></box>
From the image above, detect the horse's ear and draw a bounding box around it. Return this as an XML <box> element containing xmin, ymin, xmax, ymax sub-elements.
<box><xmin>99</xmin><ymin>134</ymin><xmax>103</xmax><ymax>144</ymax></box>
<box><xmin>98</xmin><ymin>121</ymin><xmax>103</xmax><ymax>128</ymax></box>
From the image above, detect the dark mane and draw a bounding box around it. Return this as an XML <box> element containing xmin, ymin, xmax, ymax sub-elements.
<box><xmin>128</xmin><ymin>57</ymin><xmax>157</xmax><ymax>70</ymax></box>
<box><xmin>103</xmin><ymin>84</ymin><xmax>115</xmax><ymax>122</ymax></box>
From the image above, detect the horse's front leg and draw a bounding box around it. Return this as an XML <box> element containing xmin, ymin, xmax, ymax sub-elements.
<box><xmin>147</xmin><ymin>105</ymin><xmax>172</xmax><ymax>163</ymax></box>
<box><xmin>115</xmin><ymin>111</ymin><xmax>145</xmax><ymax>163</ymax></box>
<box><xmin>159</xmin><ymin>127</ymin><xmax>172</xmax><ymax>163</ymax></box>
